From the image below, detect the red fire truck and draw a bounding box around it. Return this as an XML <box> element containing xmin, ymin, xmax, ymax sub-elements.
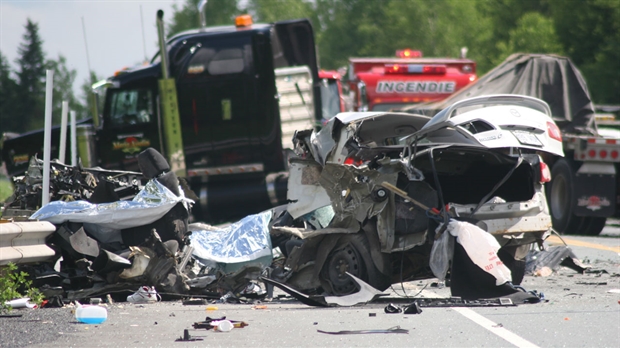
<box><xmin>347</xmin><ymin>49</ymin><xmax>477</xmax><ymax>111</ymax></box>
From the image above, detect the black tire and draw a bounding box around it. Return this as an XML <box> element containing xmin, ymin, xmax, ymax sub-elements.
<box><xmin>138</xmin><ymin>148</ymin><xmax>170</xmax><ymax>179</ymax></box>
<box><xmin>320</xmin><ymin>233</ymin><xmax>389</xmax><ymax>295</ymax></box>
<box><xmin>581</xmin><ymin>217</ymin><xmax>607</xmax><ymax>236</ymax></box>
<box><xmin>548</xmin><ymin>159</ymin><xmax>582</xmax><ymax>235</ymax></box>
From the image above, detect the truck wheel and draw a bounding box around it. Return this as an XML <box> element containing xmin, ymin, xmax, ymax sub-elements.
<box><xmin>581</xmin><ymin>217</ymin><xmax>607</xmax><ymax>236</ymax></box>
<box><xmin>320</xmin><ymin>233</ymin><xmax>388</xmax><ymax>295</ymax></box>
<box><xmin>549</xmin><ymin>159</ymin><xmax>581</xmax><ymax>234</ymax></box>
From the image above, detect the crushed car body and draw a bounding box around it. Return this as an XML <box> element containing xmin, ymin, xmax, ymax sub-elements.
<box><xmin>270</xmin><ymin>94</ymin><xmax>564</xmax><ymax>296</ymax></box>
<box><xmin>2</xmin><ymin>95</ymin><xmax>564</xmax><ymax>303</ymax></box>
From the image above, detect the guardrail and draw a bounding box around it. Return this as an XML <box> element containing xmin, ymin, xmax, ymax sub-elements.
<box><xmin>0</xmin><ymin>220</ymin><xmax>56</xmax><ymax>265</ymax></box>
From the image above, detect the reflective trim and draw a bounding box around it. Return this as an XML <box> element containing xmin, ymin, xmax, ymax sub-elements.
<box><xmin>187</xmin><ymin>163</ymin><xmax>264</xmax><ymax>177</ymax></box>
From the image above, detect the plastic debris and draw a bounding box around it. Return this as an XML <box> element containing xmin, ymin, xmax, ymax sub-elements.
<box><xmin>193</xmin><ymin>316</ymin><xmax>249</xmax><ymax>330</ymax></box>
<box><xmin>75</xmin><ymin>302</ymin><xmax>107</xmax><ymax>324</ymax></box>
<box><xmin>317</xmin><ymin>326</ymin><xmax>409</xmax><ymax>335</ymax></box>
<box><xmin>4</xmin><ymin>298</ymin><xmax>37</xmax><ymax>309</ymax></box>
<box><xmin>175</xmin><ymin>329</ymin><xmax>203</xmax><ymax>342</ymax></box>
<box><xmin>384</xmin><ymin>304</ymin><xmax>402</xmax><ymax>314</ymax></box>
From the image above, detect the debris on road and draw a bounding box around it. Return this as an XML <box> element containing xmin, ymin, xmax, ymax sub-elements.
<box><xmin>74</xmin><ymin>302</ymin><xmax>107</xmax><ymax>324</ymax></box>
<box><xmin>192</xmin><ymin>316</ymin><xmax>249</xmax><ymax>330</ymax></box>
<box><xmin>317</xmin><ymin>326</ymin><xmax>409</xmax><ymax>335</ymax></box>
<box><xmin>526</xmin><ymin>245</ymin><xmax>590</xmax><ymax>276</ymax></box>
<box><xmin>175</xmin><ymin>329</ymin><xmax>203</xmax><ymax>342</ymax></box>
<box><xmin>4</xmin><ymin>298</ymin><xmax>37</xmax><ymax>309</ymax></box>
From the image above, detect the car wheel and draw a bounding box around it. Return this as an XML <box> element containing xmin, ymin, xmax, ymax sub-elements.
<box><xmin>581</xmin><ymin>217</ymin><xmax>607</xmax><ymax>236</ymax></box>
<box><xmin>549</xmin><ymin>159</ymin><xmax>581</xmax><ymax>234</ymax></box>
<box><xmin>320</xmin><ymin>233</ymin><xmax>387</xmax><ymax>295</ymax></box>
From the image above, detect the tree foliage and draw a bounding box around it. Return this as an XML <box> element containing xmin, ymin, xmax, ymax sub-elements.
<box><xmin>15</xmin><ymin>19</ymin><xmax>46</xmax><ymax>131</ymax></box>
<box><xmin>0</xmin><ymin>52</ymin><xmax>20</xmax><ymax>134</ymax></box>
<box><xmin>167</xmin><ymin>0</ymin><xmax>240</xmax><ymax>37</ymax></box>
<box><xmin>46</xmin><ymin>54</ymin><xmax>86</xmax><ymax>124</ymax></box>
<box><xmin>1</xmin><ymin>0</ymin><xmax>618</xmax><ymax>136</ymax></box>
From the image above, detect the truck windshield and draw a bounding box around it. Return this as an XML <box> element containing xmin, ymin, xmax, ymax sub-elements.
<box><xmin>108</xmin><ymin>88</ymin><xmax>154</xmax><ymax>126</ymax></box>
<box><xmin>320</xmin><ymin>79</ymin><xmax>341</xmax><ymax>120</ymax></box>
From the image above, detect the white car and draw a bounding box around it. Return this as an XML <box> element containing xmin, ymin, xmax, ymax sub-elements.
<box><xmin>272</xmin><ymin>95</ymin><xmax>564</xmax><ymax>295</ymax></box>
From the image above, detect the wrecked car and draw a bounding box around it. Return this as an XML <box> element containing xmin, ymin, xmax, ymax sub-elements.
<box><xmin>270</xmin><ymin>94</ymin><xmax>564</xmax><ymax>295</ymax></box>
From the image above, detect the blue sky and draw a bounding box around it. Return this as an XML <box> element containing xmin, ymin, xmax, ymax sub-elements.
<box><xmin>1</xmin><ymin>0</ymin><xmax>179</xmax><ymax>99</ymax></box>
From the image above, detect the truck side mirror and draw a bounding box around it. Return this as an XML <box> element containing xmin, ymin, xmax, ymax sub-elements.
<box><xmin>357</xmin><ymin>81</ymin><xmax>368</xmax><ymax>112</ymax></box>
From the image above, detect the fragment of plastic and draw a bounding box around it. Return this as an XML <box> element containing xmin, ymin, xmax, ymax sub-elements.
<box><xmin>447</xmin><ymin>220</ymin><xmax>512</xmax><ymax>285</ymax></box>
<box><xmin>192</xmin><ymin>316</ymin><xmax>249</xmax><ymax>330</ymax></box>
<box><xmin>213</xmin><ymin>319</ymin><xmax>234</xmax><ymax>332</ymax></box>
<box><xmin>75</xmin><ymin>302</ymin><xmax>107</xmax><ymax>324</ymax></box>
<box><xmin>239</xmin><ymin>282</ymin><xmax>266</xmax><ymax>297</ymax></box>
<box><xmin>119</xmin><ymin>247</ymin><xmax>151</xmax><ymax>279</ymax></box>
<box><xmin>317</xmin><ymin>326</ymin><xmax>409</xmax><ymax>335</ymax></box>
<box><xmin>30</xmin><ymin>179</ymin><xmax>192</xmax><ymax>229</ymax></box>
<box><xmin>189</xmin><ymin>210</ymin><xmax>273</xmax><ymax>275</ymax></box>
<box><xmin>262</xmin><ymin>272</ymin><xmax>388</xmax><ymax>307</ymax></box>
<box><xmin>4</xmin><ymin>298</ymin><xmax>37</xmax><ymax>309</ymax></box>
<box><xmin>403</xmin><ymin>301</ymin><xmax>423</xmax><ymax>314</ymax></box>
<box><xmin>429</xmin><ymin>226</ymin><xmax>455</xmax><ymax>281</ymax></box>
<box><xmin>127</xmin><ymin>286</ymin><xmax>161</xmax><ymax>303</ymax></box>
<box><xmin>384</xmin><ymin>303</ymin><xmax>402</xmax><ymax>314</ymax></box>
<box><xmin>525</xmin><ymin>245</ymin><xmax>589</xmax><ymax>275</ymax></box>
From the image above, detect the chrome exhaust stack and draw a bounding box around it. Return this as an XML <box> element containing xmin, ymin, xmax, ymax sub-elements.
<box><xmin>198</xmin><ymin>0</ymin><xmax>208</xmax><ymax>29</ymax></box>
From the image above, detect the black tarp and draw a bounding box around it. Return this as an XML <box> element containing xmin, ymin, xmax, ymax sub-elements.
<box><xmin>400</xmin><ymin>54</ymin><xmax>596</xmax><ymax>134</ymax></box>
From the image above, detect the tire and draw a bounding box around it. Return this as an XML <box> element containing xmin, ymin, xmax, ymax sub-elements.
<box><xmin>320</xmin><ymin>233</ymin><xmax>389</xmax><ymax>295</ymax></box>
<box><xmin>581</xmin><ymin>217</ymin><xmax>607</xmax><ymax>236</ymax></box>
<box><xmin>548</xmin><ymin>159</ymin><xmax>582</xmax><ymax>235</ymax></box>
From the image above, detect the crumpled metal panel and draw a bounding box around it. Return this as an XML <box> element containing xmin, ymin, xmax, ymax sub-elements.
<box><xmin>319</xmin><ymin>163</ymin><xmax>398</xmax><ymax>226</ymax></box>
<box><xmin>190</xmin><ymin>210</ymin><xmax>273</xmax><ymax>275</ymax></box>
<box><xmin>29</xmin><ymin>180</ymin><xmax>192</xmax><ymax>229</ymax></box>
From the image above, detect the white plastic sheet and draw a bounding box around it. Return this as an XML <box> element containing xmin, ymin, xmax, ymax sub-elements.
<box><xmin>447</xmin><ymin>220</ymin><xmax>512</xmax><ymax>285</ymax></box>
<box><xmin>429</xmin><ymin>227</ymin><xmax>455</xmax><ymax>281</ymax></box>
<box><xmin>190</xmin><ymin>210</ymin><xmax>273</xmax><ymax>275</ymax></box>
<box><xmin>30</xmin><ymin>180</ymin><xmax>192</xmax><ymax>229</ymax></box>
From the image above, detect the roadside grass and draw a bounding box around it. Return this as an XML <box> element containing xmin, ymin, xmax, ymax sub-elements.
<box><xmin>0</xmin><ymin>175</ymin><xmax>12</xmax><ymax>203</ymax></box>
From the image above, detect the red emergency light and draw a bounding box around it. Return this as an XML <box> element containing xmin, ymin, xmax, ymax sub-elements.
<box><xmin>384</xmin><ymin>64</ymin><xmax>446</xmax><ymax>75</ymax></box>
<box><xmin>396</xmin><ymin>49</ymin><xmax>422</xmax><ymax>58</ymax></box>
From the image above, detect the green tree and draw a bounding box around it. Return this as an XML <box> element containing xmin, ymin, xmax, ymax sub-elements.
<box><xmin>46</xmin><ymin>54</ymin><xmax>86</xmax><ymax>124</ymax></box>
<box><xmin>550</xmin><ymin>0</ymin><xmax>620</xmax><ymax>103</ymax></box>
<box><xmin>494</xmin><ymin>12</ymin><xmax>564</xmax><ymax>65</ymax></box>
<box><xmin>168</xmin><ymin>0</ymin><xmax>240</xmax><ymax>37</ymax></box>
<box><xmin>15</xmin><ymin>19</ymin><xmax>46</xmax><ymax>131</ymax></box>
<box><xmin>0</xmin><ymin>52</ymin><xmax>20</xmax><ymax>134</ymax></box>
<box><xmin>316</xmin><ymin>0</ymin><xmax>491</xmax><ymax>71</ymax></box>
<box><xmin>246</xmin><ymin>0</ymin><xmax>316</xmax><ymax>23</ymax></box>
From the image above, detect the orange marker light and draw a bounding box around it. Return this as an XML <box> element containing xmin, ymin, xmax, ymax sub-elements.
<box><xmin>235</xmin><ymin>14</ymin><xmax>253</xmax><ymax>27</ymax></box>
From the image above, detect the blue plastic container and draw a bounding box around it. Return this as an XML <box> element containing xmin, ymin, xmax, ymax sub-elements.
<box><xmin>75</xmin><ymin>304</ymin><xmax>108</xmax><ymax>324</ymax></box>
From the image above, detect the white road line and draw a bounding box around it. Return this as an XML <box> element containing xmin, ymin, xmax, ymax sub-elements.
<box><xmin>451</xmin><ymin>307</ymin><xmax>540</xmax><ymax>348</ymax></box>
<box><xmin>417</xmin><ymin>288</ymin><xmax>540</xmax><ymax>347</ymax></box>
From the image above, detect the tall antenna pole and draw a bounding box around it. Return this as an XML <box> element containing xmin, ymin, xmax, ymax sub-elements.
<box><xmin>140</xmin><ymin>5</ymin><xmax>148</xmax><ymax>62</ymax></box>
<box><xmin>81</xmin><ymin>17</ymin><xmax>92</xmax><ymax>75</ymax></box>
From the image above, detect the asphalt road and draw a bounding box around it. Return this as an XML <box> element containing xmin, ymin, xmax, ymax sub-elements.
<box><xmin>2</xmin><ymin>226</ymin><xmax>619</xmax><ymax>348</ymax></box>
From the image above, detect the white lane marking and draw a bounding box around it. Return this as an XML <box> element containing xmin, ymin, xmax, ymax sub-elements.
<box><xmin>414</xmin><ymin>288</ymin><xmax>540</xmax><ymax>348</ymax></box>
<box><xmin>451</xmin><ymin>307</ymin><xmax>540</xmax><ymax>348</ymax></box>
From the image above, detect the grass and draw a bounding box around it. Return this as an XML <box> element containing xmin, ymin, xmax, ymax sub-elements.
<box><xmin>0</xmin><ymin>175</ymin><xmax>12</xmax><ymax>203</ymax></box>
